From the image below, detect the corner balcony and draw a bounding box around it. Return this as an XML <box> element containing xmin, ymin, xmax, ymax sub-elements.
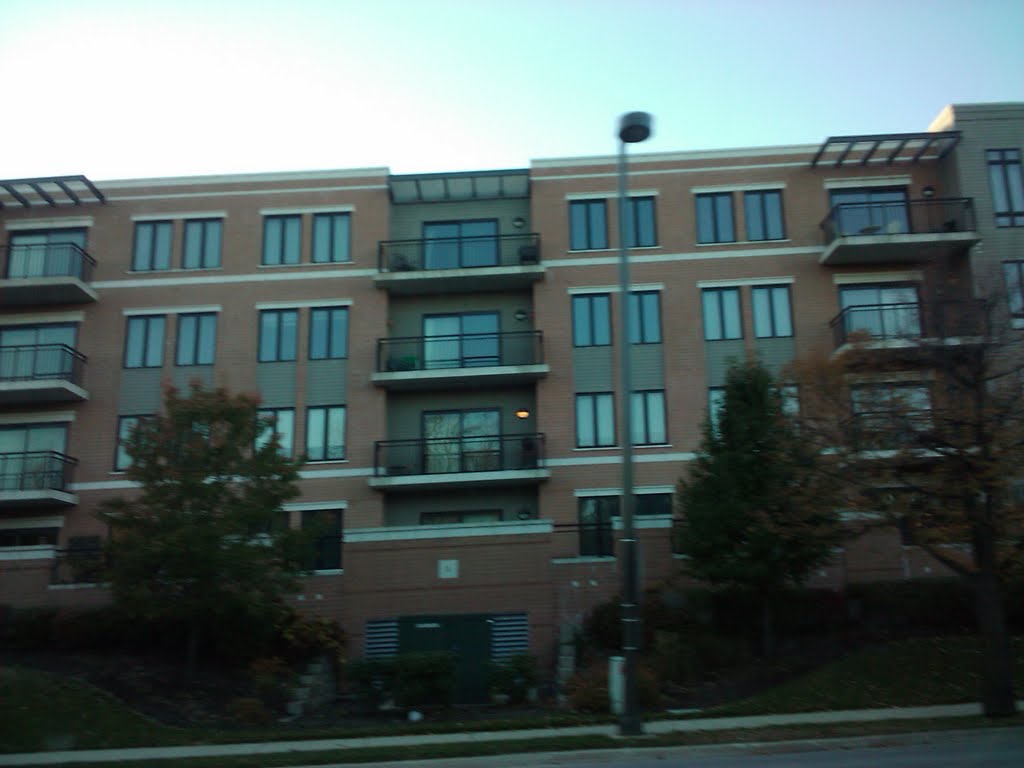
<box><xmin>372</xmin><ymin>331</ymin><xmax>548</xmax><ymax>390</ymax></box>
<box><xmin>375</xmin><ymin>233</ymin><xmax>544</xmax><ymax>295</ymax></box>
<box><xmin>0</xmin><ymin>451</ymin><xmax>78</xmax><ymax>508</ymax></box>
<box><xmin>0</xmin><ymin>244</ymin><xmax>97</xmax><ymax>305</ymax></box>
<box><xmin>830</xmin><ymin>300</ymin><xmax>984</xmax><ymax>356</ymax></box>
<box><xmin>369</xmin><ymin>433</ymin><xmax>550</xmax><ymax>492</ymax></box>
<box><xmin>0</xmin><ymin>345</ymin><xmax>88</xmax><ymax>404</ymax></box>
<box><xmin>820</xmin><ymin>198</ymin><xmax>979</xmax><ymax>266</ymax></box>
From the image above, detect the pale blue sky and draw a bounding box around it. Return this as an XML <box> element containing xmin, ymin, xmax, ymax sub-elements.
<box><xmin>1</xmin><ymin>0</ymin><xmax>1021</xmax><ymax>180</ymax></box>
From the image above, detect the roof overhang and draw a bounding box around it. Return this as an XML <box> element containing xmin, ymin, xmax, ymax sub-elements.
<box><xmin>388</xmin><ymin>169</ymin><xmax>529</xmax><ymax>204</ymax></box>
<box><xmin>810</xmin><ymin>131</ymin><xmax>960</xmax><ymax>169</ymax></box>
<box><xmin>0</xmin><ymin>175</ymin><xmax>106</xmax><ymax>210</ymax></box>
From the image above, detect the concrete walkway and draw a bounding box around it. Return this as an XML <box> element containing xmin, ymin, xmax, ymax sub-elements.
<box><xmin>1</xmin><ymin>701</ymin><xmax>1021</xmax><ymax>766</ymax></box>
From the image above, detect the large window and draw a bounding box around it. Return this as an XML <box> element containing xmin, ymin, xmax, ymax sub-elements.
<box><xmin>987</xmin><ymin>149</ymin><xmax>1024</xmax><ymax>227</ymax></box>
<box><xmin>423</xmin><ymin>312</ymin><xmax>499</xmax><ymax>368</ymax></box>
<box><xmin>309</xmin><ymin>307</ymin><xmax>349</xmax><ymax>360</ymax></box>
<box><xmin>838</xmin><ymin>284</ymin><xmax>920</xmax><ymax>340</ymax></box>
<box><xmin>631</xmin><ymin>390</ymin><xmax>667</xmax><ymax>445</ymax></box>
<box><xmin>576</xmin><ymin>392</ymin><xmax>615</xmax><ymax>448</ymax></box>
<box><xmin>258</xmin><ymin>309</ymin><xmax>297</xmax><ymax>362</ymax></box>
<box><xmin>851</xmin><ymin>383</ymin><xmax>932</xmax><ymax>446</ymax></box>
<box><xmin>422</xmin><ymin>409</ymin><xmax>500</xmax><ymax>473</ymax></box>
<box><xmin>744</xmin><ymin>190</ymin><xmax>785</xmax><ymax>241</ymax></box>
<box><xmin>0</xmin><ymin>323</ymin><xmax>76</xmax><ymax>380</ymax></box>
<box><xmin>751</xmin><ymin>285</ymin><xmax>793</xmax><ymax>338</ymax></box>
<box><xmin>313</xmin><ymin>212</ymin><xmax>351</xmax><ymax>263</ymax></box>
<box><xmin>628</xmin><ymin>290</ymin><xmax>661</xmax><ymax>343</ymax></box>
<box><xmin>423</xmin><ymin>219</ymin><xmax>497</xmax><ymax>269</ymax></box>
<box><xmin>175</xmin><ymin>313</ymin><xmax>217</xmax><ymax>366</ymax></box>
<box><xmin>262</xmin><ymin>215</ymin><xmax>301</xmax><ymax>266</ymax></box>
<box><xmin>124</xmin><ymin>315</ymin><xmax>165</xmax><ymax>368</ymax></box>
<box><xmin>569</xmin><ymin>200</ymin><xmax>608</xmax><ymax>250</ymax></box>
<box><xmin>572</xmin><ymin>293</ymin><xmax>611</xmax><ymax>347</ymax></box>
<box><xmin>132</xmin><ymin>221</ymin><xmax>172</xmax><ymax>271</ymax></box>
<box><xmin>256</xmin><ymin>408</ymin><xmax>295</xmax><ymax>457</ymax></box>
<box><xmin>702</xmin><ymin>287</ymin><xmax>742</xmax><ymax>340</ymax></box>
<box><xmin>578</xmin><ymin>495</ymin><xmax>616</xmax><ymax>557</ymax></box>
<box><xmin>114</xmin><ymin>415</ymin><xmax>151</xmax><ymax>471</ymax></box>
<box><xmin>6</xmin><ymin>228</ymin><xmax>87</xmax><ymax>279</ymax></box>
<box><xmin>696</xmin><ymin>193</ymin><xmax>735</xmax><ymax>244</ymax></box>
<box><xmin>306</xmin><ymin>405</ymin><xmax>346</xmax><ymax>461</ymax></box>
<box><xmin>829</xmin><ymin>188</ymin><xmax>908</xmax><ymax>236</ymax></box>
<box><xmin>0</xmin><ymin>423</ymin><xmax>68</xmax><ymax>491</ymax></box>
<box><xmin>635</xmin><ymin>493</ymin><xmax>672</xmax><ymax>516</ymax></box>
<box><xmin>625</xmin><ymin>196</ymin><xmax>657</xmax><ymax>247</ymax></box>
<box><xmin>302</xmin><ymin>509</ymin><xmax>342</xmax><ymax>570</ymax></box>
<box><xmin>182</xmin><ymin>219</ymin><xmax>222</xmax><ymax>269</ymax></box>
<box><xmin>1003</xmin><ymin>261</ymin><xmax>1024</xmax><ymax>318</ymax></box>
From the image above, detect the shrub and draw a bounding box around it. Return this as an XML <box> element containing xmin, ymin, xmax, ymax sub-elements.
<box><xmin>488</xmin><ymin>653</ymin><xmax>538</xmax><ymax>704</ymax></box>
<box><xmin>278</xmin><ymin>613</ymin><xmax>346</xmax><ymax>664</ymax></box>
<box><xmin>226</xmin><ymin>696</ymin><xmax>274</xmax><ymax>725</ymax></box>
<box><xmin>566</xmin><ymin>660</ymin><xmax>660</xmax><ymax>713</ymax></box>
<box><xmin>392</xmin><ymin>652</ymin><xmax>456</xmax><ymax>708</ymax></box>
<box><xmin>248</xmin><ymin>657</ymin><xmax>296</xmax><ymax>708</ymax></box>
<box><xmin>3</xmin><ymin>608</ymin><xmax>56</xmax><ymax>651</ymax></box>
<box><xmin>344</xmin><ymin>657</ymin><xmax>395</xmax><ymax>711</ymax></box>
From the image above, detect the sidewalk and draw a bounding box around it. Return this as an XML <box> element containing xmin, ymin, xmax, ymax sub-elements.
<box><xmin>1</xmin><ymin>701</ymin><xmax>1021</xmax><ymax>766</ymax></box>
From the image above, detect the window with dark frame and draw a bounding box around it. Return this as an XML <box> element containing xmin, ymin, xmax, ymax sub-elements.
<box><xmin>262</xmin><ymin>215</ymin><xmax>301</xmax><ymax>266</ymax></box>
<box><xmin>182</xmin><ymin>219</ymin><xmax>222</xmax><ymax>269</ymax></box>
<box><xmin>631</xmin><ymin>390</ymin><xmax>667</xmax><ymax>445</ymax></box>
<box><xmin>302</xmin><ymin>509</ymin><xmax>342</xmax><ymax>571</ymax></box>
<box><xmin>258</xmin><ymin>309</ymin><xmax>297</xmax><ymax>362</ymax></box>
<box><xmin>124</xmin><ymin>315</ymin><xmax>165</xmax><ymax>368</ymax></box>
<box><xmin>175</xmin><ymin>313</ymin><xmax>217</xmax><ymax>366</ymax></box>
<box><xmin>131</xmin><ymin>221</ymin><xmax>172</xmax><ymax>271</ymax></box>
<box><xmin>309</xmin><ymin>307</ymin><xmax>349</xmax><ymax>360</ymax></box>
<box><xmin>751</xmin><ymin>285</ymin><xmax>793</xmax><ymax>338</ymax></box>
<box><xmin>312</xmin><ymin>212</ymin><xmax>351</xmax><ymax>263</ymax></box>
<box><xmin>114</xmin><ymin>415</ymin><xmax>150</xmax><ymax>471</ymax></box>
<box><xmin>628</xmin><ymin>290</ymin><xmax>661</xmax><ymax>343</ymax></box>
<box><xmin>1004</xmin><ymin>261</ymin><xmax>1024</xmax><ymax>317</ymax></box>
<box><xmin>306</xmin><ymin>405</ymin><xmax>346</xmax><ymax>461</ymax></box>
<box><xmin>701</xmin><ymin>287</ymin><xmax>742</xmax><ymax>340</ymax></box>
<box><xmin>575</xmin><ymin>392</ymin><xmax>615</xmax><ymax>447</ymax></box>
<box><xmin>578</xmin><ymin>495</ymin><xmax>616</xmax><ymax>557</ymax></box>
<box><xmin>569</xmin><ymin>199</ymin><xmax>608</xmax><ymax>250</ymax></box>
<box><xmin>634</xmin><ymin>493</ymin><xmax>673</xmax><ymax>516</ymax></box>
<box><xmin>572</xmin><ymin>293</ymin><xmax>612</xmax><ymax>347</ymax></box>
<box><xmin>696</xmin><ymin>192</ymin><xmax>735</xmax><ymax>244</ymax></box>
<box><xmin>744</xmin><ymin>190</ymin><xmax>785</xmax><ymax>241</ymax></box>
<box><xmin>626</xmin><ymin>196</ymin><xmax>657</xmax><ymax>247</ymax></box>
<box><xmin>256</xmin><ymin>408</ymin><xmax>295</xmax><ymax>457</ymax></box>
<box><xmin>987</xmin><ymin>149</ymin><xmax>1024</xmax><ymax>227</ymax></box>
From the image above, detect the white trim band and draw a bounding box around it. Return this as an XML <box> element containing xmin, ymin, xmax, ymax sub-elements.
<box><xmin>824</xmin><ymin>176</ymin><xmax>911</xmax><ymax>190</ymax></box>
<box><xmin>130</xmin><ymin>211</ymin><xmax>226</xmax><ymax>221</ymax></box>
<box><xmin>567</xmin><ymin>283</ymin><xmax>664</xmax><ymax>295</ymax></box>
<box><xmin>259</xmin><ymin>205</ymin><xmax>355</xmax><ymax>215</ymax></box>
<box><xmin>123</xmin><ymin>305</ymin><xmax>222</xmax><ymax>316</ymax></box>
<box><xmin>833</xmin><ymin>271</ymin><xmax>923</xmax><ymax>285</ymax></box>
<box><xmin>691</xmin><ymin>182</ymin><xmax>786</xmax><ymax>193</ymax></box>
<box><xmin>698</xmin><ymin>277</ymin><xmax>795</xmax><ymax>288</ymax></box>
<box><xmin>0</xmin><ymin>410</ymin><xmax>75</xmax><ymax>424</ymax></box>
<box><xmin>255</xmin><ymin>299</ymin><xmax>353</xmax><ymax>310</ymax></box>
<box><xmin>5</xmin><ymin>217</ymin><xmax>94</xmax><ymax>231</ymax></box>
<box><xmin>0</xmin><ymin>311</ymin><xmax>85</xmax><ymax>326</ymax></box>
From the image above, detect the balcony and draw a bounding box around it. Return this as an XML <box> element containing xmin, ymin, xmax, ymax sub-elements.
<box><xmin>0</xmin><ymin>345</ymin><xmax>88</xmax><ymax>404</ymax></box>
<box><xmin>0</xmin><ymin>451</ymin><xmax>78</xmax><ymax>508</ymax></box>
<box><xmin>369</xmin><ymin>433</ymin><xmax>550</xmax><ymax>492</ymax></box>
<box><xmin>0</xmin><ymin>243</ymin><xmax>97</xmax><ymax>305</ymax></box>
<box><xmin>372</xmin><ymin>331</ymin><xmax>548</xmax><ymax>390</ymax></box>
<box><xmin>830</xmin><ymin>300</ymin><xmax>984</xmax><ymax>354</ymax></box>
<box><xmin>819</xmin><ymin>198</ymin><xmax>978</xmax><ymax>266</ymax></box>
<box><xmin>847</xmin><ymin>411</ymin><xmax>936</xmax><ymax>454</ymax></box>
<box><xmin>375</xmin><ymin>233</ymin><xmax>544</xmax><ymax>295</ymax></box>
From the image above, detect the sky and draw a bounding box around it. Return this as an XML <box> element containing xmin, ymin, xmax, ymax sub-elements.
<box><xmin>0</xmin><ymin>0</ymin><xmax>1021</xmax><ymax>181</ymax></box>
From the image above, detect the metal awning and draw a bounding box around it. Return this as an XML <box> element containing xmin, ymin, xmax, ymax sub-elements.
<box><xmin>0</xmin><ymin>175</ymin><xmax>106</xmax><ymax>210</ymax></box>
<box><xmin>810</xmin><ymin>131</ymin><xmax>960</xmax><ymax>168</ymax></box>
<box><xmin>388</xmin><ymin>169</ymin><xmax>529</xmax><ymax>204</ymax></box>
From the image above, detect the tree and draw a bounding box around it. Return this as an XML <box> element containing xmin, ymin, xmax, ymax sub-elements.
<box><xmin>99</xmin><ymin>385</ymin><xmax>308</xmax><ymax>682</ymax></box>
<box><xmin>675</xmin><ymin>359</ymin><xmax>845</xmax><ymax>657</ymax></box>
<box><xmin>790</xmin><ymin>293</ymin><xmax>1024</xmax><ymax>717</ymax></box>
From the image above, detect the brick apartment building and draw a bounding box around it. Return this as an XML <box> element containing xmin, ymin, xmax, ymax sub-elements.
<box><xmin>1</xmin><ymin>102</ymin><xmax>1021</xmax><ymax>700</ymax></box>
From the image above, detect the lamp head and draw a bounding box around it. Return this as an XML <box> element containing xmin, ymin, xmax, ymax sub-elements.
<box><xmin>618</xmin><ymin>112</ymin><xmax>653</xmax><ymax>144</ymax></box>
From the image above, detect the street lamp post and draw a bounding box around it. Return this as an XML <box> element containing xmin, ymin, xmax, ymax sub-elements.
<box><xmin>616</xmin><ymin>111</ymin><xmax>652</xmax><ymax>737</ymax></box>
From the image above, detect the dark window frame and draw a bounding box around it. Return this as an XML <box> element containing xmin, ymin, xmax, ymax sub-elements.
<box><xmin>262</xmin><ymin>214</ymin><xmax>302</xmax><ymax>266</ymax></box>
<box><xmin>114</xmin><ymin>414</ymin><xmax>150</xmax><ymax>471</ymax></box>
<box><xmin>306</xmin><ymin>404</ymin><xmax>346</xmax><ymax>461</ymax></box>
<box><xmin>629</xmin><ymin>290</ymin><xmax>662</xmax><ymax>344</ymax></box>
<box><xmin>131</xmin><ymin>220</ymin><xmax>173</xmax><ymax>272</ymax></box>
<box><xmin>182</xmin><ymin>218</ymin><xmax>223</xmax><ymax>270</ymax></box>
<box><xmin>312</xmin><ymin>212</ymin><xmax>352</xmax><ymax>263</ymax></box>
<box><xmin>301</xmin><ymin>508</ymin><xmax>343</xmax><ymax>571</ymax></box>
<box><xmin>175</xmin><ymin>312</ymin><xmax>217</xmax><ymax>366</ymax></box>
<box><xmin>626</xmin><ymin>196</ymin><xmax>658</xmax><ymax>247</ymax></box>
<box><xmin>696</xmin><ymin>192</ymin><xmax>735</xmax><ymax>244</ymax></box>
<box><xmin>258</xmin><ymin>309</ymin><xmax>298</xmax><ymax>362</ymax></box>
<box><xmin>631</xmin><ymin>389</ymin><xmax>667</xmax><ymax>445</ymax></box>
<box><xmin>702</xmin><ymin>287</ymin><xmax>743</xmax><ymax>341</ymax></box>
<box><xmin>751</xmin><ymin>284</ymin><xmax>794</xmax><ymax>338</ymax></box>
<box><xmin>569</xmin><ymin>199</ymin><xmax>609</xmax><ymax>250</ymax></box>
<box><xmin>123</xmin><ymin>315</ymin><xmax>165</xmax><ymax>369</ymax></box>
<box><xmin>256</xmin><ymin>407</ymin><xmax>295</xmax><ymax>458</ymax></box>
<box><xmin>987</xmin><ymin>149</ymin><xmax>1024</xmax><ymax>227</ymax></box>
<box><xmin>575</xmin><ymin>392</ymin><xmax>616</xmax><ymax>448</ymax></box>
<box><xmin>744</xmin><ymin>189</ymin><xmax>786</xmax><ymax>241</ymax></box>
<box><xmin>572</xmin><ymin>293</ymin><xmax>612</xmax><ymax>347</ymax></box>
<box><xmin>1003</xmin><ymin>261</ymin><xmax>1024</xmax><ymax>318</ymax></box>
<box><xmin>309</xmin><ymin>306</ymin><xmax>349</xmax><ymax>360</ymax></box>
<box><xmin>578</xmin><ymin>495</ymin><xmax>617</xmax><ymax>557</ymax></box>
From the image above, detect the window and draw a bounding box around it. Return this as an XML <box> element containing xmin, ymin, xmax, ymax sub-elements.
<box><xmin>702</xmin><ymin>287</ymin><xmax>742</xmax><ymax>340</ymax></box>
<box><xmin>422</xmin><ymin>410</ymin><xmax>500</xmax><ymax>472</ymax></box>
<box><xmin>628</xmin><ymin>291</ymin><xmax>661</xmax><ymax>343</ymax></box>
<box><xmin>423</xmin><ymin>220</ymin><xmax>498</xmax><ymax>269</ymax></box>
<box><xmin>6</xmin><ymin>228</ymin><xmax>87</xmax><ymax>279</ymax></box>
<box><xmin>578</xmin><ymin>496</ymin><xmax>616</xmax><ymax>556</ymax></box>
<box><xmin>696</xmin><ymin>193</ymin><xmax>735</xmax><ymax>244</ymax></box>
<box><xmin>625</xmin><ymin>196</ymin><xmax>657</xmax><ymax>247</ymax></box>
<box><xmin>0</xmin><ymin>323</ymin><xmax>76</xmax><ymax>380</ymax></box>
<box><xmin>838</xmin><ymin>284</ymin><xmax>920</xmax><ymax>340</ymax></box>
<box><xmin>987</xmin><ymin>149</ymin><xmax>1024</xmax><ymax>227</ymax></box>
<box><xmin>256</xmin><ymin>408</ymin><xmax>295</xmax><ymax>457</ymax></box>
<box><xmin>635</xmin><ymin>493</ymin><xmax>672</xmax><ymax>516</ymax></box>
<box><xmin>309</xmin><ymin>307</ymin><xmax>349</xmax><ymax>360</ymax></box>
<box><xmin>423</xmin><ymin>312</ymin><xmax>498</xmax><ymax>368</ymax></box>
<box><xmin>258</xmin><ymin>309</ymin><xmax>297</xmax><ymax>362</ymax></box>
<box><xmin>262</xmin><ymin>215</ymin><xmax>301</xmax><ymax>266</ymax></box>
<box><xmin>132</xmin><ymin>221</ymin><xmax>172</xmax><ymax>271</ymax></box>
<box><xmin>851</xmin><ymin>383</ymin><xmax>932</xmax><ymax>447</ymax></box>
<box><xmin>302</xmin><ymin>509</ymin><xmax>342</xmax><ymax>570</ymax></box>
<box><xmin>779</xmin><ymin>385</ymin><xmax>800</xmax><ymax>418</ymax></box>
<box><xmin>569</xmin><ymin>200</ymin><xmax>608</xmax><ymax>250</ymax></box>
<box><xmin>830</xmin><ymin>188</ymin><xmax>908</xmax><ymax>236</ymax></box>
<box><xmin>182</xmin><ymin>219</ymin><xmax>222</xmax><ymax>269</ymax></box>
<box><xmin>1003</xmin><ymin>261</ymin><xmax>1024</xmax><ymax>318</ymax></box>
<box><xmin>306</xmin><ymin>405</ymin><xmax>346</xmax><ymax>461</ymax></box>
<box><xmin>0</xmin><ymin>528</ymin><xmax>58</xmax><ymax>548</ymax></box>
<box><xmin>631</xmin><ymin>390</ymin><xmax>667</xmax><ymax>445</ymax></box>
<box><xmin>421</xmin><ymin>510</ymin><xmax>502</xmax><ymax>525</ymax></box>
<box><xmin>572</xmin><ymin>294</ymin><xmax>611</xmax><ymax>347</ymax></box>
<box><xmin>124</xmin><ymin>316</ymin><xmax>165</xmax><ymax>368</ymax></box>
<box><xmin>114</xmin><ymin>415</ymin><xmax>152</xmax><ymax>471</ymax></box>
<box><xmin>576</xmin><ymin>393</ymin><xmax>615</xmax><ymax>447</ymax></box>
<box><xmin>0</xmin><ymin>423</ymin><xmax>68</xmax><ymax>491</ymax></box>
<box><xmin>313</xmin><ymin>212</ymin><xmax>351</xmax><ymax>263</ymax></box>
<box><xmin>708</xmin><ymin>387</ymin><xmax>725</xmax><ymax>434</ymax></box>
<box><xmin>175</xmin><ymin>313</ymin><xmax>217</xmax><ymax>366</ymax></box>
<box><xmin>744</xmin><ymin>190</ymin><xmax>785</xmax><ymax>241</ymax></box>
<box><xmin>751</xmin><ymin>285</ymin><xmax>793</xmax><ymax>338</ymax></box>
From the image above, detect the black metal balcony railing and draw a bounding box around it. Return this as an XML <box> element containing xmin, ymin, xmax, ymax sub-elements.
<box><xmin>847</xmin><ymin>411</ymin><xmax>934</xmax><ymax>451</ymax></box>
<box><xmin>1</xmin><ymin>243</ymin><xmax>96</xmax><ymax>281</ymax></box>
<box><xmin>830</xmin><ymin>300</ymin><xmax>984</xmax><ymax>348</ymax></box>
<box><xmin>820</xmin><ymin>198</ymin><xmax>975</xmax><ymax>245</ymax></box>
<box><xmin>0</xmin><ymin>344</ymin><xmax>87</xmax><ymax>384</ymax></box>
<box><xmin>50</xmin><ymin>546</ymin><xmax>107</xmax><ymax>585</ymax></box>
<box><xmin>376</xmin><ymin>331</ymin><xmax>544</xmax><ymax>372</ymax></box>
<box><xmin>378</xmin><ymin>233</ymin><xmax>541</xmax><ymax>273</ymax></box>
<box><xmin>0</xmin><ymin>451</ymin><xmax>77</xmax><ymax>492</ymax></box>
<box><xmin>374</xmin><ymin>433</ymin><xmax>545</xmax><ymax>477</ymax></box>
